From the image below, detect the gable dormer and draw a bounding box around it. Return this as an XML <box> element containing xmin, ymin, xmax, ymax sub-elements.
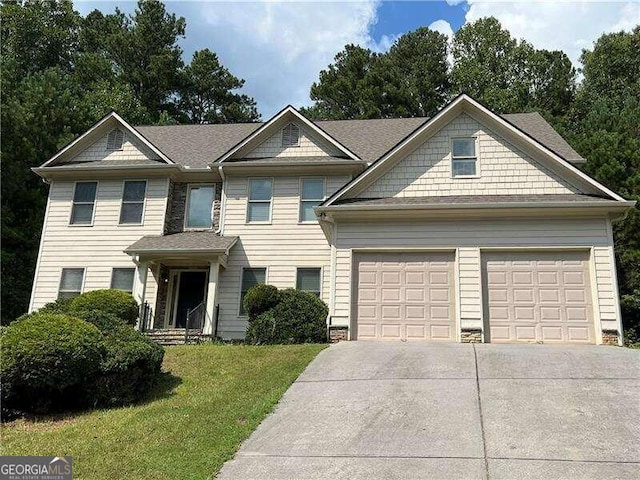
<box><xmin>216</xmin><ymin>106</ymin><xmax>361</xmax><ymax>163</ymax></box>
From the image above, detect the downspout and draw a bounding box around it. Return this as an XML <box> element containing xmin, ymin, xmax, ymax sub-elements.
<box><xmin>216</xmin><ymin>165</ymin><xmax>226</xmax><ymax>235</ymax></box>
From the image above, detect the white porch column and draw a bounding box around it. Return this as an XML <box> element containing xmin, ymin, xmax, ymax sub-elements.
<box><xmin>204</xmin><ymin>260</ymin><xmax>220</xmax><ymax>335</ymax></box>
<box><xmin>133</xmin><ymin>260</ymin><xmax>148</xmax><ymax>329</ymax></box>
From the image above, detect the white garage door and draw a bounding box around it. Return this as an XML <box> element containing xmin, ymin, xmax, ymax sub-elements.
<box><xmin>484</xmin><ymin>251</ymin><xmax>594</xmax><ymax>343</ymax></box>
<box><xmin>354</xmin><ymin>252</ymin><xmax>455</xmax><ymax>341</ymax></box>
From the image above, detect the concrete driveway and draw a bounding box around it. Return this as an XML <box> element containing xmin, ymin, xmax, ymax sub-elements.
<box><xmin>218</xmin><ymin>343</ymin><xmax>640</xmax><ymax>479</ymax></box>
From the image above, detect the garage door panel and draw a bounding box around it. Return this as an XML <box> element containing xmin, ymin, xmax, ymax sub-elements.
<box><xmin>355</xmin><ymin>252</ymin><xmax>455</xmax><ymax>341</ymax></box>
<box><xmin>484</xmin><ymin>251</ymin><xmax>594</xmax><ymax>344</ymax></box>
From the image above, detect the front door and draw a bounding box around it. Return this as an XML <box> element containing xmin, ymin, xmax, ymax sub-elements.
<box><xmin>174</xmin><ymin>271</ymin><xmax>207</xmax><ymax>328</ymax></box>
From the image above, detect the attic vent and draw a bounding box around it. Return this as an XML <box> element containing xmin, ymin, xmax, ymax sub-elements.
<box><xmin>282</xmin><ymin>123</ymin><xmax>300</xmax><ymax>147</ymax></box>
<box><xmin>106</xmin><ymin>128</ymin><xmax>125</xmax><ymax>151</ymax></box>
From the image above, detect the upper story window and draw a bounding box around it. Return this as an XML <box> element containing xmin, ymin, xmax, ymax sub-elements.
<box><xmin>70</xmin><ymin>181</ymin><xmax>97</xmax><ymax>225</ymax></box>
<box><xmin>296</xmin><ymin>267</ymin><xmax>321</xmax><ymax>297</ymax></box>
<box><xmin>106</xmin><ymin>128</ymin><xmax>125</xmax><ymax>151</ymax></box>
<box><xmin>282</xmin><ymin>123</ymin><xmax>300</xmax><ymax>147</ymax></box>
<box><xmin>299</xmin><ymin>178</ymin><xmax>325</xmax><ymax>223</ymax></box>
<box><xmin>185</xmin><ymin>184</ymin><xmax>215</xmax><ymax>229</ymax></box>
<box><xmin>119</xmin><ymin>180</ymin><xmax>146</xmax><ymax>224</ymax></box>
<box><xmin>111</xmin><ymin>268</ymin><xmax>135</xmax><ymax>293</ymax></box>
<box><xmin>451</xmin><ymin>138</ymin><xmax>478</xmax><ymax>177</ymax></box>
<box><xmin>247</xmin><ymin>178</ymin><xmax>272</xmax><ymax>223</ymax></box>
<box><xmin>58</xmin><ymin>268</ymin><xmax>84</xmax><ymax>299</ymax></box>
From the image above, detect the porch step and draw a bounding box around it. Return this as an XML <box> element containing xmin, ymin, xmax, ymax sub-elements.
<box><xmin>144</xmin><ymin>329</ymin><xmax>209</xmax><ymax>346</ymax></box>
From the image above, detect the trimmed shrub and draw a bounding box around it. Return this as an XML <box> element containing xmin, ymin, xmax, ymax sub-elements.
<box><xmin>70</xmin><ymin>289</ymin><xmax>139</xmax><ymax>325</ymax></box>
<box><xmin>246</xmin><ymin>289</ymin><xmax>328</xmax><ymax>344</ymax></box>
<box><xmin>90</xmin><ymin>324</ymin><xmax>164</xmax><ymax>406</ymax></box>
<box><xmin>243</xmin><ymin>284</ymin><xmax>280</xmax><ymax>321</ymax></box>
<box><xmin>77</xmin><ymin>310</ymin><xmax>128</xmax><ymax>335</ymax></box>
<box><xmin>1</xmin><ymin>313</ymin><xmax>104</xmax><ymax>415</ymax></box>
<box><xmin>36</xmin><ymin>297</ymin><xmax>74</xmax><ymax>315</ymax></box>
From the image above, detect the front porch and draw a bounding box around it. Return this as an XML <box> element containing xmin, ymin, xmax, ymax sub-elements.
<box><xmin>124</xmin><ymin>231</ymin><xmax>238</xmax><ymax>340</ymax></box>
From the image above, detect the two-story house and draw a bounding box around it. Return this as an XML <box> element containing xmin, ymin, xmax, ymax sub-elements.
<box><xmin>29</xmin><ymin>95</ymin><xmax>634</xmax><ymax>344</ymax></box>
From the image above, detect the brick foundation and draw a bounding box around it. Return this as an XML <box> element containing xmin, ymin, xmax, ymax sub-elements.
<box><xmin>329</xmin><ymin>326</ymin><xmax>348</xmax><ymax>343</ymax></box>
<box><xmin>461</xmin><ymin>329</ymin><xmax>483</xmax><ymax>343</ymax></box>
<box><xmin>602</xmin><ymin>330</ymin><xmax>620</xmax><ymax>346</ymax></box>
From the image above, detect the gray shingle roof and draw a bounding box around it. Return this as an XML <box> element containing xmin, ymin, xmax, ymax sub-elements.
<box><xmin>125</xmin><ymin>231</ymin><xmax>238</xmax><ymax>253</ymax></box>
<box><xmin>133</xmin><ymin>113</ymin><xmax>583</xmax><ymax>168</ymax></box>
<box><xmin>502</xmin><ymin>112</ymin><xmax>585</xmax><ymax>163</ymax></box>
<box><xmin>333</xmin><ymin>194</ymin><xmax>613</xmax><ymax>206</ymax></box>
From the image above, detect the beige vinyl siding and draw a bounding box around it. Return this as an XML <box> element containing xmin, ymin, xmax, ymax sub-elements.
<box><xmin>592</xmin><ymin>246</ymin><xmax>618</xmax><ymax>331</ymax></box>
<box><xmin>357</xmin><ymin>113</ymin><xmax>581</xmax><ymax>198</ymax></box>
<box><xmin>217</xmin><ymin>174</ymin><xmax>350</xmax><ymax>338</ymax></box>
<box><xmin>332</xmin><ymin>217</ymin><xmax>614</xmax><ymax>336</ymax></box>
<box><xmin>30</xmin><ymin>178</ymin><xmax>169</xmax><ymax>311</ymax></box>
<box><xmin>68</xmin><ymin>130</ymin><xmax>160</xmax><ymax>163</ymax></box>
<box><xmin>244</xmin><ymin>126</ymin><xmax>343</xmax><ymax>158</ymax></box>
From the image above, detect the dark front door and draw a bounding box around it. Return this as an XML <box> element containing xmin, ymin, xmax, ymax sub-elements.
<box><xmin>174</xmin><ymin>271</ymin><xmax>207</xmax><ymax>328</ymax></box>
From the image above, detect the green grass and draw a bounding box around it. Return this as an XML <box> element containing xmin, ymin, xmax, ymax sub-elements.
<box><xmin>1</xmin><ymin>343</ymin><xmax>327</xmax><ymax>479</ymax></box>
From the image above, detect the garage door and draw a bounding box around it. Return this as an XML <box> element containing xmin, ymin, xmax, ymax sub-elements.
<box><xmin>483</xmin><ymin>251</ymin><xmax>594</xmax><ymax>343</ymax></box>
<box><xmin>354</xmin><ymin>252</ymin><xmax>455</xmax><ymax>341</ymax></box>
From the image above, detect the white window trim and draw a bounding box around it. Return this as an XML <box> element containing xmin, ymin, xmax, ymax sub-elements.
<box><xmin>69</xmin><ymin>181</ymin><xmax>98</xmax><ymax>227</ymax></box>
<box><xmin>296</xmin><ymin>266</ymin><xmax>323</xmax><ymax>297</ymax></box>
<box><xmin>246</xmin><ymin>177</ymin><xmax>274</xmax><ymax>224</ymax></box>
<box><xmin>106</xmin><ymin>128</ymin><xmax>125</xmax><ymax>151</ymax></box>
<box><xmin>58</xmin><ymin>267</ymin><xmax>86</xmax><ymax>299</ymax></box>
<box><xmin>281</xmin><ymin>123</ymin><xmax>301</xmax><ymax>147</ymax></box>
<box><xmin>184</xmin><ymin>183</ymin><xmax>216</xmax><ymax>230</ymax></box>
<box><xmin>298</xmin><ymin>177</ymin><xmax>326</xmax><ymax>224</ymax></box>
<box><xmin>118</xmin><ymin>179</ymin><xmax>147</xmax><ymax>226</ymax></box>
<box><xmin>110</xmin><ymin>267</ymin><xmax>136</xmax><ymax>293</ymax></box>
<box><xmin>238</xmin><ymin>266</ymin><xmax>269</xmax><ymax>317</ymax></box>
<box><xmin>450</xmin><ymin>136</ymin><xmax>481</xmax><ymax>179</ymax></box>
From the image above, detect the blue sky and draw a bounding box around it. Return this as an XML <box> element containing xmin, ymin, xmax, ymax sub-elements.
<box><xmin>74</xmin><ymin>1</ymin><xmax>639</xmax><ymax>118</ymax></box>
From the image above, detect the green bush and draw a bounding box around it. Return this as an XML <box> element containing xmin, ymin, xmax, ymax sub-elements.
<box><xmin>1</xmin><ymin>313</ymin><xmax>104</xmax><ymax>415</ymax></box>
<box><xmin>77</xmin><ymin>310</ymin><xmax>128</xmax><ymax>335</ymax></box>
<box><xmin>90</xmin><ymin>325</ymin><xmax>164</xmax><ymax>406</ymax></box>
<box><xmin>37</xmin><ymin>297</ymin><xmax>74</xmax><ymax>315</ymax></box>
<box><xmin>243</xmin><ymin>284</ymin><xmax>280</xmax><ymax>321</ymax></box>
<box><xmin>70</xmin><ymin>289</ymin><xmax>139</xmax><ymax>325</ymax></box>
<box><xmin>246</xmin><ymin>289</ymin><xmax>328</xmax><ymax>344</ymax></box>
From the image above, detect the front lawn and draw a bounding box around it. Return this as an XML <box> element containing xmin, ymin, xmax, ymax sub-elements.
<box><xmin>1</xmin><ymin>343</ymin><xmax>326</xmax><ymax>479</ymax></box>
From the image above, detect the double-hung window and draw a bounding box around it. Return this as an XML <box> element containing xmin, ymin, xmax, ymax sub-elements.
<box><xmin>299</xmin><ymin>178</ymin><xmax>325</xmax><ymax>223</ymax></box>
<box><xmin>58</xmin><ymin>268</ymin><xmax>84</xmax><ymax>299</ymax></box>
<box><xmin>451</xmin><ymin>138</ymin><xmax>478</xmax><ymax>177</ymax></box>
<box><xmin>185</xmin><ymin>184</ymin><xmax>215</xmax><ymax>229</ymax></box>
<box><xmin>119</xmin><ymin>180</ymin><xmax>146</xmax><ymax>224</ymax></box>
<box><xmin>111</xmin><ymin>268</ymin><xmax>135</xmax><ymax>293</ymax></box>
<box><xmin>247</xmin><ymin>179</ymin><xmax>272</xmax><ymax>223</ymax></box>
<box><xmin>240</xmin><ymin>268</ymin><xmax>266</xmax><ymax>315</ymax></box>
<box><xmin>70</xmin><ymin>182</ymin><xmax>97</xmax><ymax>225</ymax></box>
<box><xmin>296</xmin><ymin>268</ymin><xmax>321</xmax><ymax>297</ymax></box>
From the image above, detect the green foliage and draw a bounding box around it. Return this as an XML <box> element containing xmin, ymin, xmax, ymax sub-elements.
<box><xmin>451</xmin><ymin>17</ymin><xmax>575</xmax><ymax>115</ymax></box>
<box><xmin>243</xmin><ymin>284</ymin><xmax>280</xmax><ymax>321</ymax></box>
<box><xmin>69</xmin><ymin>289</ymin><xmax>139</xmax><ymax>326</ymax></box>
<box><xmin>1</xmin><ymin>313</ymin><xmax>104</xmax><ymax>415</ymax></box>
<box><xmin>179</xmin><ymin>49</ymin><xmax>260</xmax><ymax>123</ymax></box>
<box><xmin>78</xmin><ymin>310</ymin><xmax>129</xmax><ymax>334</ymax></box>
<box><xmin>91</xmin><ymin>325</ymin><xmax>165</xmax><ymax>406</ymax></box>
<box><xmin>34</xmin><ymin>297</ymin><xmax>74</xmax><ymax>315</ymax></box>
<box><xmin>246</xmin><ymin>288</ymin><xmax>328</xmax><ymax>344</ymax></box>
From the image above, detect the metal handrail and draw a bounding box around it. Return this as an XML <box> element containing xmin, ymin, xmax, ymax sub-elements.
<box><xmin>184</xmin><ymin>301</ymin><xmax>205</xmax><ymax>344</ymax></box>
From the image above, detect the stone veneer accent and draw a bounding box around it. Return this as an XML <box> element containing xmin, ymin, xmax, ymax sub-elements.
<box><xmin>329</xmin><ymin>326</ymin><xmax>348</xmax><ymax>343</ymax></box>
<box><xmin>602</xmin><ymin>329</ymin><xmax>620</xmax><ymax>346</ymax></box>
<box><xmin>153</xmin><ymin>265</ymin><xmax>171</xmax><ymax>329</ymax></box>
<box><xmin>164</xmin><ymin>181</ymin><xmax>223</xmax><ymax>234</ymax></box>
<box><xmin>461</xmin><ymin>329</ymin><xmax>483</xmax><ymax>343</ymax></box>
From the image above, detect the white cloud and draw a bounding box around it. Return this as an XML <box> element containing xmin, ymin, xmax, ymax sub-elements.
<box><xmin>462</xmin><ymin>0</ymin><xmax>640</xmax><ymax>68</ymax></box>
<box><xmin>428</xmin><ymin>19</ymin><xmax>455</xmax><ymax>40</ymax></box>
<box><xmin>200</xmin><ymin>1</ymin><xmax>381</xmax><ymax>117</ymax></box>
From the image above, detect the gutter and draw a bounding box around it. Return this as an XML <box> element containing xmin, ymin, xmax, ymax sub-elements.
<box><xmin>216</xmin><ymin>165</ymin><xmax>226</xmax><ymax>235</ymax></box>
<box><xmin>317</xmin><ymin>200</ymin><xmax>637</xmax><ymax>213</ymax></box>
